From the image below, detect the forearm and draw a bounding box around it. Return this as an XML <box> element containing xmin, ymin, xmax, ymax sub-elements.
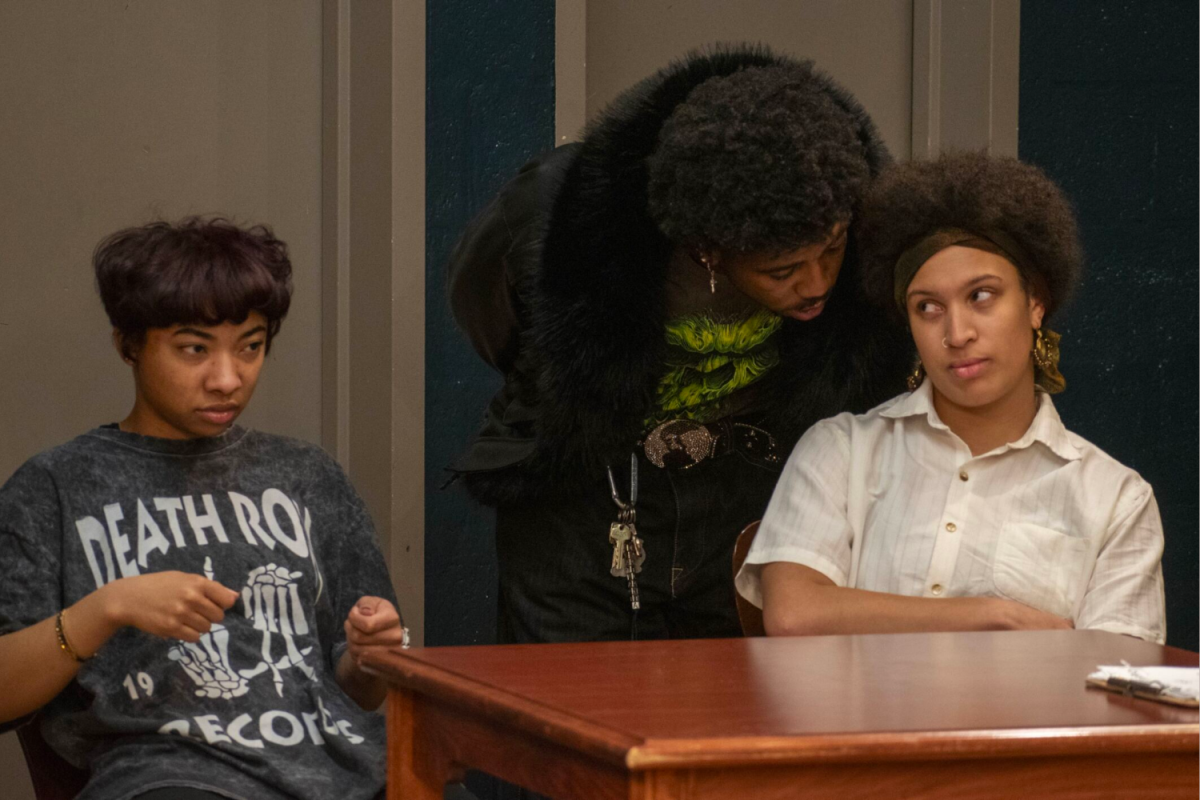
<box><xmin>0</xmin><ymin>588</ymin><xmax>120</xmax><ymax>723</ymax></box>
<box><xmin>764</xmin><ymin>582</ymin><xmax>1005</xmax><ymax>637</ymax></box>
<box><xmin>335</xmin><ymin>650</ymin><xmax>387</xmax><ymax>711</ymax></box>
<box><xmin>759</xmin><ymin>562</ymin><xmax>1020</xmax><ymax>637</ymax></box>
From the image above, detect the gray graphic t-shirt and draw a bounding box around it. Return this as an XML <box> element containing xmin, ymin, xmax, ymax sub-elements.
<box><xmin>0</xmin><ymin>425</ymin><xmax>397</xmax><ymax>800</ymax></box>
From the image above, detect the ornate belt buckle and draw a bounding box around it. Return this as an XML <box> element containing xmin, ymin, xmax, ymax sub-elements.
<box><xmin>643</xmin><ymin>419</ymin><xmax>716</xmax><ymax>469</ymax></box>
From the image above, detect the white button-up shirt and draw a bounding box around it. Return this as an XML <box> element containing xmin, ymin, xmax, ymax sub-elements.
<box><xmin>736</xmin><ymin>381</ymin><xmax>1166</xmax><ymax>643</ymax></box>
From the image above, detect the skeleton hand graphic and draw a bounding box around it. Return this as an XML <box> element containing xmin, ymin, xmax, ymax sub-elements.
<box><xmin>238</xmin><ymin>562</ymin><xmax>317</xmax><ymax>696</ymax></box>
<box><xmin>168</xmin><ymin>557</ymin><xmax>251</xmax><ymax>699</ymax></box>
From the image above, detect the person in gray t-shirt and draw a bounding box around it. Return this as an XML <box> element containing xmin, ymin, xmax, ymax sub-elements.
<box><xmin>0</xmin><ymin>218</ymin><xmax>406</xmax><ymax>800</ymax></box>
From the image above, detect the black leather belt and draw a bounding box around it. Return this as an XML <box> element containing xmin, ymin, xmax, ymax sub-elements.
<box><xmin>641</xmin><ymin>418</ymin><xmax>780</xmax><ymax>469</ymax></box>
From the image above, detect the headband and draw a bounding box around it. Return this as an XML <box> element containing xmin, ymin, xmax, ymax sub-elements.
<box><xmin>893</xmin><ymin>227</ymin><xmax>1044</xmax><ymax>311</ymax></box>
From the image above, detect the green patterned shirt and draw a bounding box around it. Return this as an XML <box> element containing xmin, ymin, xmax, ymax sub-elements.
<box><xmin>649</xmin><ymin>308</ymin><xmax>782</xmax><ymax>426</ymax></box>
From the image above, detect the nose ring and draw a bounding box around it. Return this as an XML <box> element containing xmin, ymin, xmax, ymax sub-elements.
<box><xmin>942</xmin><ymin>337</ymin><xmax>949</xmax><ymax>349</ymax></box>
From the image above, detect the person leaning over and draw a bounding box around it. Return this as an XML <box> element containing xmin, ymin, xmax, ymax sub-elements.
<box><xmin>0</xmin><ymin>218</ymin><xmax>407</xmax><ymax>800</ymax></box>
<box><xmin>447</xmin><ymin>44</ymin><xmax>910</xmax><ymax>644</ymax></box>
<box><xmin>737</xmin><ymin>152</ymin><xmax>1165</xmax><ymax>642</ymax></box>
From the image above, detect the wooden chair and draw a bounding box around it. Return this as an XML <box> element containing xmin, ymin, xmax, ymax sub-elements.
<box><xmin>16</xmin><ymin>717</ymin><xmax>88</xmax><ymax>800</ymax></box>
<box><xmin>731</xmin><ymin>520</ymin><xmax>766</xmax><ymax>636</ymax></box>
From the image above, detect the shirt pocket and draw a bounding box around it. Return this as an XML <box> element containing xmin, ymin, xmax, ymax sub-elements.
<box><xmin>992</xmin><ymin>524</ymin><xmax>1089</xmax><ymax>619</ymax></box>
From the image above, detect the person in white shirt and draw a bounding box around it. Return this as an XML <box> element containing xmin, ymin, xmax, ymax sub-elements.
<box><xmin>736</xmin><ymin>152</ymin><xmax>1166</xmax><ymax>643</ymax></box>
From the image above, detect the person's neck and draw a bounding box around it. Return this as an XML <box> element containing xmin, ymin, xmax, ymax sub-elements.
<box><xmin>120</xmin><ymin>402</ymin><xmax>194</xmax><ymax>440</ymax></box>
<box><xmin>119</xmin><ymin>412</ymin><xmax>181</xmax><ymax>439</ymax></box>
<box><xmin>932</xmin><ymin>373</ymin><xmax>1039</xmax><ymax>457</ymax></box>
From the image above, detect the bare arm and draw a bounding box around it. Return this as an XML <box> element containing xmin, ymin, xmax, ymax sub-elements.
<box><xmin>0</xmin><ymin>588</ymin><xmax>117</xmax><ymax>724</ymax></box>
<box><xmin>760</xmin><ymin>562</ymin><xmax>1073</xmax><ymax>637</ymax></box>
<box><xmin>0</xmin><ymin>572</ymin><xmax>237</xmax><ymax>725</ymax></box>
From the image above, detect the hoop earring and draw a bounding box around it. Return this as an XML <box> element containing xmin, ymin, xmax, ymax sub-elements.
<box><xmin>1031</xmin><ymin>327</ymin><xmax>1067</xmax><ymax>394</ymax></box>
<box><xmin>1031</xmin><ymin>328</ymin><xmax>1052</xmax><ymax>371</ymax></box>
<box><xmin>906</xmin><ymin>360</ymin><xmax>925</xmax><ymax>392</ymax></box>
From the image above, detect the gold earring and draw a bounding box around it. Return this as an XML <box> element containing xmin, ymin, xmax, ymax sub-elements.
<box><xmin>906</xmin><ymin>360</ymin><xmax>925</xmax><ymax>391</ymax></box>
<box><xmin>1031</xmin><ymin>327</ymin><xmax>1066</xmax><ymax>394</ymax></box>
<box><xmin>1031</xmin><ymin>328</ymin><xmax>1052</xmax><ymax>370</ymax></box>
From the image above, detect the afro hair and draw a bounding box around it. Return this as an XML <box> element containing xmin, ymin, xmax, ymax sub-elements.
<box><xmin>857</xmin><ymin>151</ymin><xmax>1083</xmax><ymax>321</ymax></box>
<box><xmin>646</xmin><ymin>62</ymin><xmax>875</xmax><ymax>255</ymax></box>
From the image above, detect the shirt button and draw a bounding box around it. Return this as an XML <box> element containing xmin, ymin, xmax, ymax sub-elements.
<box><xmin>945</xmin><ymin>522</ymin><xmax>957</xmax><ymax>532</ymax></box>
<box><xmin>931</xmin><ymin>584</ymin><xmax>944</xmax><ymax>596</ymax></box>
<box><xmin>959</xmin><ymin>471</ymin><xmax>969</xmax><ymax>481</ymax></box>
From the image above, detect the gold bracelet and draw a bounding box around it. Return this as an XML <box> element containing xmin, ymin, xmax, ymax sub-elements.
<box><xmin>55</xmin><ymin>609</ymin><xmax>90</xmax><ymax>663</ymax></box>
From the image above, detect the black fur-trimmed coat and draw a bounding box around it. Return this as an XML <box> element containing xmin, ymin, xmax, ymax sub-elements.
<box><xmin>447</xmin><ymin>46</ymin><xmax>911</xmax><ymax>507</ymax></box>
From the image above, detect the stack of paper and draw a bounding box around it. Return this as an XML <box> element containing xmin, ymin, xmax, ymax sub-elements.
<box><xmin>1087</xmin><ymin>664</ymin><xmax>1200</xmax><ymax>707</ymax></box>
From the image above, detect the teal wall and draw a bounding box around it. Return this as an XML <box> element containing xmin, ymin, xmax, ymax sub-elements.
<box><xmin>425</xmin><ymin>0</ymin><xmax>555</xmax><ymax>651</ymax></box>
<box><xmin>1019</xmin><ymin>0</ymin><xmax>1198</xmax><ymax>650</ymax></box>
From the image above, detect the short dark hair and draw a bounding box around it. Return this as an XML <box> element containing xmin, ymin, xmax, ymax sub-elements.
<box><xmin>857</xmin><ymin>151</ymin><xmax>1082</xmax><ymax>322</ymax></box>
<box><xmin>647</xmin><ymin>62</ymin><xmax>875</xmax><ymax>255</ymax></box>
<box><xmin>94</xmin><ymin>217</ymin><xmax>293</xmax><ymax>358</ymax></box>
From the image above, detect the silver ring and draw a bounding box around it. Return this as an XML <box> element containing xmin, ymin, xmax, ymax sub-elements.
<box><xmin>942</xmin><ymin>337</ymin><xmax>949</xmax><ymax>348</ymax></box>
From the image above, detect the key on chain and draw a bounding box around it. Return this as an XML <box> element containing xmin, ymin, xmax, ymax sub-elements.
<box><xmin>609</xmin><ymin>520</ymin><xmax>632</xmax><ymax>576</ymax></box>
<box><xmin>607</xmin><ymin>454</ymin><xmax>644</xmax><ymax>609</ymax></box>
<box><xmin>609</xmin><ymin>508</ymin><xmax>645</xmax><ymax>577</ymax></box>
<box><xmin>620</xmin><ymin>507</ymin><xmax>646</xmax><ymax>574</ymax></box>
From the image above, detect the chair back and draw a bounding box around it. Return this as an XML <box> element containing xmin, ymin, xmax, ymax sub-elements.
<box><xmin>731</xmin><ymin>520</ymin><xmax>766</xmax><ymax>636</ymax></box>
<box><xmin>16</xmin><ymin>717</ymin><xmax>88</xmax><ymax>800</ymax></box>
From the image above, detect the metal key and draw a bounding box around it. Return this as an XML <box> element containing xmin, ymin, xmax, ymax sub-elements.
<box><xmin>618</xmin><ymin>506</ymin><xmax>645</xmax><ymax>575</ymax></box>
<box><xmin>609</xmin><ymin>522</ymin><xmax>633</xmax><ymax>577</ymax></box>
<box><xmin>627</xmin><ymin>528</ymin><xmax>646</xmax><ymax>573</ymax></box>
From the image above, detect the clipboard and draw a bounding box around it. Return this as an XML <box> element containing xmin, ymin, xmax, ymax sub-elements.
<box><xmin>1086</xmin><ymin>664</ymin><xmax>1200</xmax><ymax>708</ymax></box>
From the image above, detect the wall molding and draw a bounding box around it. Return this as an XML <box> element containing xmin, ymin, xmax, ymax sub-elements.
<box><xmin>321</xmin><ymin>0</ymin><xmax>351</xmax><ymax>466</ymax></box>
<box><xmin>555</xmin><ymin>1</ymin><xmax>1021</xmax><ymax>160</ymax></box>
<box><xmin>912</xmin><ymin>0</ymin><xmax>1020</xmax><ymax>159</ymax></box>
<box><xmin>320</xmin><ymin>0</ymin><xmax>426</xmax><ymax>645</ymax></box>
<box><xmin>390</xmin><ymin>0</ymin><xmax>426</xmax><ymax>647</ymax></box>
<box><xmin>555</xmin><ymin>0</ymin><xmax>587</xmax><ymax>144</ymax></box>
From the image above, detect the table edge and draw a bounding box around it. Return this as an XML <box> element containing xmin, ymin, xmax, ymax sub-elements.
<box><xmin>364</xmin><ymin>649</ymin><xmax>641</xmax><ymax>765</ymax></box>
<box><xmin>625</xmin><ymin>723</ymin><xmax>1200</xmax><ymax>769</ymax></box>
<box><xmin>365</xmin><ymin>640</ymin><xmax>1200</xmax><ymax>773</ymax></box>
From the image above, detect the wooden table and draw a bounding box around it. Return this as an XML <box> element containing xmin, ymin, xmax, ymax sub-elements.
<box><xmin>363</xmin><ymin>630</ymin><xmax>1199</xmax><ymax>800</ymax></box>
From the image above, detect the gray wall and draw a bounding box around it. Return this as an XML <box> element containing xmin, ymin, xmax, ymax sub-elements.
<box><xmin>0</xmin><ymin>2</ymin><xmax>324</xmax><ymax>481</ymax></box>
<box><xmin>0</xmin><ymin>2</ymin><xmax>323</xmax><ymax>795</ymax></box>
<box><xmin>582</xmin><ymin>0</ymin><xmax>914</xmax><ymax>156</ymax></box>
